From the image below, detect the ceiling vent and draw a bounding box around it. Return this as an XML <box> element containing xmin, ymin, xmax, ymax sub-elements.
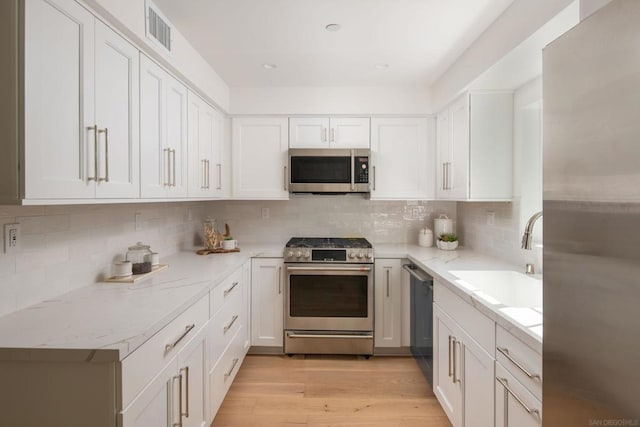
<box><xmin>145</xmin><ymin>0</ymin><xmax>172</xmax><ymax>53</ymax></box>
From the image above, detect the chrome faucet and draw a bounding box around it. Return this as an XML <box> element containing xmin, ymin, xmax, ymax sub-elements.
<box><xmin>521</xmin><ymin>211</ymin><xmax>542</xmax><ymax>250</ymax></box>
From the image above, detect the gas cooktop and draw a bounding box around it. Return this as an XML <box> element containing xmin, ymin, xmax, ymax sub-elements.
<box><xmin>285</xmin><ymin>237</ymin><xmax>372</xmax><ymax>249</ymax></box>
<box><xmin>284</xmin><ymin>237</ymin><xmax>373</xmax><ymax>263</ymax></box>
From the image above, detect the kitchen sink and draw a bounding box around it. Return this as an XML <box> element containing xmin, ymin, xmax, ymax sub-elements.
<box><xmin>450</xmin><ymin>270</ymin><xmax>542</xmax><ymax>309</ymax></box>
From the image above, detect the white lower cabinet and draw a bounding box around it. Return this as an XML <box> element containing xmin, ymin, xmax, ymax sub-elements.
<box><xmin>120</xmin><ymin>323</ymin><xmax>207</xmax><ymax>427</ymax></box>
<box><xmin>374</xmin><ymin>259</ymin><xmax>402</xmax><ymax>349</ymax></box>
<box><xmin>495</xmin><ymin>325</ymin><xmax>543</xmax><ymax>427</ymax></box>
<box><xmin>433</xmin><ymin>281</ymin><xmax>495</xmax><ymax>427</ymax></box>
<box><xmin>250</xmin><ymin>258</ymin><xmax>285</xmax><ymax>348</ymax></box>
<box><xmin>495</xmin><ymin>363</ymin><xmax>542</xmax><ymax>427</ymax></box>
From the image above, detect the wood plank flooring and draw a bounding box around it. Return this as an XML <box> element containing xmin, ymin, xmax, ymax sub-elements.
<box><xmin>212</xmin><ymin>355</ymin><xmax>452</xmax><ymax>427</ymax></box>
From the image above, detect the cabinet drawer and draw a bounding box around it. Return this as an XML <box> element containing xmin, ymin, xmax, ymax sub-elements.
<box><xmin>434</xmin><ymin>280</ymin><xmax>495</xmax><ymax>354</ymax></box>
<box><xmin>208</xmin><ymin>284</ymin><xmax>243</xmax><ymax>368</ymax></box>
<box><xmin>121</xmin><ymin>294</ymin><xmax>209</xmax><ymax>407</ymax></box>
<box><xmin>496</xmin><ymin>325</ymin><xmax>542</xmax><ymax>400</ymax></box>
<box><xmin>210</xmin><ymin>268</ymin><xmax>243</xmax><ymax>317</ymax></box>
<box><xmin>209</xmin><ymin>325</ymin><xmax>245</xmax><ymax>418</ymax></box>
<box><xmin>495</xmin><ymin>362</ymin><xmax>542</xmax><ymax>426</ymax></box>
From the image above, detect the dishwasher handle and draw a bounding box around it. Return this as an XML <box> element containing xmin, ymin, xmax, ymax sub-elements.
<box><xmin>402</xmin><ymin>264</ymin><xmax>433</xmax><ymax>285</ymax></box>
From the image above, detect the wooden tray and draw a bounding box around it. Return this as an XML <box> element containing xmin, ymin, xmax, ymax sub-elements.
<box><xmin>104</xmin><ymin>264</ymin><xmax>168</xmax><ymax>283</ymax></box>
<box><xmin>196</xmin><ymin>248</ymin><xmax>241</xmax><ymax>255</ymax></box>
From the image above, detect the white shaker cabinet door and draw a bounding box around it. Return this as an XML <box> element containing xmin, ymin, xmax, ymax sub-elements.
<box><xmin>94</xmin><ymin>20</ymin><xmax>140</xmax><ymax>198</ymax></box>
<box><xmin>289</xmin><ymin>118</ymin><xmax>330</xmax><ymax>148</ymax></box>
<box><xmin>24</xmin><ymin>0</ymin><xmax>96</xmax><ymax>199</ymax></box>
<box><xmin>433</xmin><ymin>304</ymin><xmax>462</xmax><ymax>427</ymax></box>
<box><xmin>370</xmin><ymin>118</ymin><xmax>433</xmax><ymax>199</ymax></box>
<box><xmin>140</xmin><ymin>55</ymin><xmax>188</xmax><ymax>199</ymax></box>
<box><xmin>120</xmin><ymin>357</ymin><xmax>178</xmax><ymax>427</ymax></box>
<box><xmin>232</xmin><ymin>118</ymin><xmax>289</xmax><ymax>199</ymax></box>
<box><xmin>177</xmin><ymin>327</ymin><xmax>208</xmax><ymax>427</ymax></box>
<box><xmin>436</xmin><ymin>111</ymin><xmax>450</xmax><ymax>199</ymax></box>
<box><xmin>251</xmin><ymin>258</ymin><xmax>284</xmax><ymax>347</ymax></box>
<box><xmin>330</xmin><ymin>117</ymin><xmax>370</xmax><ymax>148</ymax></box>
<box><xmin>374</xmin><ymin>259</ymin><xmax>402</xmax><ymax>348</ymax></box>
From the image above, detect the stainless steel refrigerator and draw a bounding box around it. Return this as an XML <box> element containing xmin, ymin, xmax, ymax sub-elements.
<box><xmin>543</xmin><ymin>0</ymin><xmax>640</xmax><ymax>425</ymax></box>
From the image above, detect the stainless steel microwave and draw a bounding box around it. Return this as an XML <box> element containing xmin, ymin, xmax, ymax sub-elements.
<box><xmin>288</xmin><ymin>148</ymin><xmax>370</xmax><ymax>194</ymax></box>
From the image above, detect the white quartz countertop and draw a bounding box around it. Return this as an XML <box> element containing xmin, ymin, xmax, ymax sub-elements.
<box><xmin>376</xmin><ymin>244</ymin><xmax>543</xmax><ymax>353</ymax></box>
<box><xmin>0</xmin><ymin>243</ymin><xmax>284</xmax><ymax>362</ymax></box>
<box><xmin>0</xmin><ymin>241</ymin><xmax>541</xmax><ymax>361</ymax></box>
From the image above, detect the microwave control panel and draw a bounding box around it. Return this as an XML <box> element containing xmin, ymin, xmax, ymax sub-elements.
<box><xmin>355</xmin><ymin>157</ymin><xmax>369</xmax><ymax>184</ymax></box>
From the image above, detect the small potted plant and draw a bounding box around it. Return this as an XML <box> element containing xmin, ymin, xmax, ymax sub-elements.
<box><xmin>437</xmin><ymin>233</ymin><xmax>458</xmax><ymax>251</ymax></box>
<box><xmin>221</xmin><ymin>236</ymin><xmax>237</xmax><ymax>250</ymax></box>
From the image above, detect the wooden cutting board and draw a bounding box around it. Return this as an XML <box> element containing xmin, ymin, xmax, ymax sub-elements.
<box><xmin>196</xmin><ymin>248</ymin><xmax>241</xmax><ymax>255</ymax></box>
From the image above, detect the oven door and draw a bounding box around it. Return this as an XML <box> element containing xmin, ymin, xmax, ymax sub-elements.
<box><xmin>285</xmin><ymin>263</ymin><xmax>373</xmax><ymax>332</ymax></box>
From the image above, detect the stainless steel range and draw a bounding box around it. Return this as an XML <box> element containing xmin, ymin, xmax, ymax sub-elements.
<box><xmin>284</xmin><ymin>237</ymin><xmax>374</xmax><ymax>356</ymax></box>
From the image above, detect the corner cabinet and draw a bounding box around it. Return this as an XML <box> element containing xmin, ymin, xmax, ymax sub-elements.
<box><xmin>374</xmin><ymin>259</ymin><xmax>402</xmax><ymax>349</ymax></box>
<box><xmin>433</xmin><ymin>281</ymin><xmax>495</xmax><ymax>427</ymax></box>
<box><xmin>140</xmin><ymin>54</ymin><xmax>188</xmax><ymax>198</ymax></box>
<box><xmin>370</xmin><ymin>118</ymin><xmax>435</xmax><ymax>200</ymax></box>
<box><xmin>289</xmin><ymin>117</ymin><xmax>370</xmax><ymax>148</ymax></box>
<box><xmin>436</xmin><ymin>91</ymin><xmax>513</xmax><ymax>201</ymax></box>
<box><xmin>232</xmin><ymin>118</ymin><xmax>289</xmax><ymax>199</ymax></box>
<box><xmin>250</xmin><ymin>258</ymin><xmax>285</xmax><ymax>348</ymax></box>
<box><xmin>22</xmin><ymin>0</ymin><xmax>139</xmax><ymax>200</ymax></box>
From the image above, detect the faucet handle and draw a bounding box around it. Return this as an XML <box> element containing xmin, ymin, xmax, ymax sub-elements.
<box><xmin>525</xmin><ymin>263</ymin><xmax>535</xmax><ymax>275</ymax></box>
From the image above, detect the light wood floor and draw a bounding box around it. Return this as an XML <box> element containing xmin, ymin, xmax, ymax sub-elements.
<box><xmin>211</xmin><ymin>354</ymin><xmax>452</xmax><ymax>427</ymax></box>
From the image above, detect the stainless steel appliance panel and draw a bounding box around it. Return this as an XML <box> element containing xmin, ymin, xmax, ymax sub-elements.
<box><xmin>543</xmin><ymin>1</ymin><xmax>640</xmax><ymax>424</ymax></box>
<box><xmin>285</xmin><ymin>331</ymin><xmax>374</xmax><ymax>356</ymax></box>
<box><xmin>288</xmin><ymin>148</ymin><xmax>370</xmax><ymax>193</ymax></box>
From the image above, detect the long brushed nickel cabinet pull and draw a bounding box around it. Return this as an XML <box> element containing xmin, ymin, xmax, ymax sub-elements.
<box><xmin>98</xmin><ymin>128</ymin><xmax>109</xmax><ymax>182</ymax></box>
<box><xmin>165</xmin><ymin>324</ymin><xmax>195</xmax><ymax>353</ymax></box>
<box><xmin>386</xmin><ymin>269</ymin><xmax>390</xmax><ymax>298</ymax></box>
<box><xmin>180</xmin><ymin>366</ymin><xmax>189</xmax><ymax>418</ymax></box>
<box><xmin>497</xmin><ymin>377</ymin><xmax>541</xmax><ymax>417</ymax></box>
<box><xmin>224</xmin><ymin>281</ymin><xmax>239</xmax><ymax>297</ymax></box>
<box><xmin>224</xmin><ymin>315</ymin><xmax>239</xmax><ymax>334</ymax></box>
<box><xmin>171</xmin><ymin>149</ymin><xmax>176</xmax><ymax>187</ymax></box>
<box><xmin>497</xmin><ymin>347</ymin><xmax>541</xmax><ymax>380</ymax></box>
<box><xmin>216</xmin><ymin>163</ymin><xmax>222</xmax><ymax>190</ymax></box>
<box><xmin>448</xmin><ymin>335</ymin><xmax>454</xmax><ymax>377</ymax></box>
<box><xmin>164</xmin><ymin>148</ymin><xmax>171</xmax><ymax>186</ymax></box>
<box><xmin>88</xmin><ymin>125</ymin><xmax>99</xmax><ymax>182</ymax></box>
<box><xmin>224</xmin><ymin>358</ymin><xmax>239</xmax><ymax>380</ymax></box>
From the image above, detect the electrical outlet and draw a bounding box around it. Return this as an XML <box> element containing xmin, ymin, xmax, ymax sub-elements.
<box><xmin>4</xmin><ymin>223</ymin><xmax>20</xmax><ymax>254</ymax></box>
<box><xmin>135</xmin><ymin>212</ymin><xmax>142</xmax><ymax>231</ymax></box>
<box><xmin>486</xmin><ymin>211</ymin><xmax>496</xmax><ymax>226</ymax></box>
<box><xmin>261</xmin><ymin>208</ymin><xmax>270</xmax><ymax>219</ymax></box>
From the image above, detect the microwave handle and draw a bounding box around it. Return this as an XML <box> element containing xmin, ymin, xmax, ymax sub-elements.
<box><xmin>350</xmin><ymin>149</ymin><xmax>355</xmax><ymax>191</ymax></box>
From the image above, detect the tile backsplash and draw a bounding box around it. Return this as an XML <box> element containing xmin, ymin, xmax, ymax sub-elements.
<box><xmin>205</xmin><ymin>197</ymin><xmax>457</xmax><ymax>245</ymax></box>
<box><xmin>0</xmin><ymin>202</ymin><xmax>204</xmax><ymax>317</ymax></box>
<box><xmin>456</xmin><ymin>200</ymin><xmax>542</xmax><ymax>271</ymax></box>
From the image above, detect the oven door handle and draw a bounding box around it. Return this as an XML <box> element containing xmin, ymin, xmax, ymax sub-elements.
<box><xmin>286</xmin><ymin>332</ymin><xmax>373</xmax><ymax>339</ymax></box>
<box><xmin>286</xmin><ymin>266</ymin><xmax>372</xmax><ymax>272</ymax></box>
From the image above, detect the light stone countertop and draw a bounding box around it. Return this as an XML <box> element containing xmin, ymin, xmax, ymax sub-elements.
<box><xmin>376</xmin><ymin>244</ymin><xmax>543</xmax><ymax>354</ymax></box>
<box><xmin>0</xmin><ymin>243</ymin><xmax>284</xmax><ymax>362</ymax></box>
<box><xmin>0</xmin><ymin>241</ymin><xmax>541</xmax><ymax>362</ymax></box>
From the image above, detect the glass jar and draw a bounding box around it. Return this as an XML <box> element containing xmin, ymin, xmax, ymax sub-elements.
<box><xmin>126</xmin><ymin>242</ymin><xmax>153</xmax><ymax>274</ymax></box>
<box><xmin>204</xmin><ymin>218</ymin><xmax>219</xmax><ymax>250</ymax></box>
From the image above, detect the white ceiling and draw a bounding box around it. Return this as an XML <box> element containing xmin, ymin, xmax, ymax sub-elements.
<box><xmin>153</xmin><ymin>0</ymin><xmax>515</xmax><ymax>88</ymax></box>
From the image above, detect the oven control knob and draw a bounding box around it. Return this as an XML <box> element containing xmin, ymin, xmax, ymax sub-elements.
<box><xmin>348</xmin><ymin>252</ymin><xmax>356</xmax><ymax>259</ymax></box>
<box><xmin>295</xmin><ymin>251</ymin><xmax>302</xmax><ymax>258</ymax></box>
<box><xmin>365</xmin><ymin>252</ymin><xmax>372</xmax><ymax>260</ymax></box>
<box><xmin>303</xmin><ymin>251</ymin><xmax>310</xmax><ymax>259</ymax></box>
<box><xmin>287</xmin><ymin>250</ymin><xmax>294</xmax><ymax>258</ymax></box>
<box><xmin>357</xmin><ymin>251</ymin><xmax>364</xmax><ymax>259</ymax></box>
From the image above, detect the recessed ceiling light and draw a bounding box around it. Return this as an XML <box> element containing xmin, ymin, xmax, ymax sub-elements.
<box><xmin>375</xmin><ymin>63</ymin><xmax>390</xmax><ymax>70</ymax></box>
<box><xmin>325</xmin><ymin>24</ymin><xmax>341</xmax><ymax>32</ymax></box>
<box><xmin>262</xmin><ymin>63</ymin><xmax>277</xmax><ymax>70</ymax></box>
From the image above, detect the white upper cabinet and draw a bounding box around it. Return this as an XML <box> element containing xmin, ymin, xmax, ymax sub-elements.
<box><xmin>370</xmin><ymin>117</ymin><xmax>435</xmax><ymax>200</ymax></box>
<box><xmin>289</xmin><ymin>117</ymin><xmax>370</xmax><ymax>148</ymax></box>
<box><xmin>23</xmin><ymin>0</ymin><xmax>139</xmax><ymax>200</ymax></box>
<box><xmin>232</xmin><ymin>117</ymin><xmax>289</xmax><ymax>199</ymax></box>
<box><xmin>436</xmin><ymin>91</ymin><xmax>513</xmax><ymax>201</ymax></box>
<box><xmin>140</xmin><ymin>54</ymin><xmax>188</xmax><ymax>198</ymax></box>
<box><xmin>187</xmin><ymin>91</ymin><xmax>224</xmax><ymax>198</ymax></box>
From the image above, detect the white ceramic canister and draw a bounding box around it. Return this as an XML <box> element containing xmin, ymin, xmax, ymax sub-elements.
<box><xmin>434</xmin><ymin>214</ymin><xmax>454</xmax><ymax>240</ymax></box>
<box><xmin>418</xmin><ymin>227</ymin><xmax>433</xmax><ymax>247</ymax></box>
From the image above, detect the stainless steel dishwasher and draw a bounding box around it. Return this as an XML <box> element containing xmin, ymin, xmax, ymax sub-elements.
<box><xmin>403</xmin><ymin>263</ymin><xmax>434</xmax><ymax>385</ymax></box>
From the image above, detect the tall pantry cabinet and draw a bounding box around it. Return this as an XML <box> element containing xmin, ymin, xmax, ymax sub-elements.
<box><xmin>23</xmin><ymin>0</ymin><xmax>140</xmax><ymax>200</ymax></box>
